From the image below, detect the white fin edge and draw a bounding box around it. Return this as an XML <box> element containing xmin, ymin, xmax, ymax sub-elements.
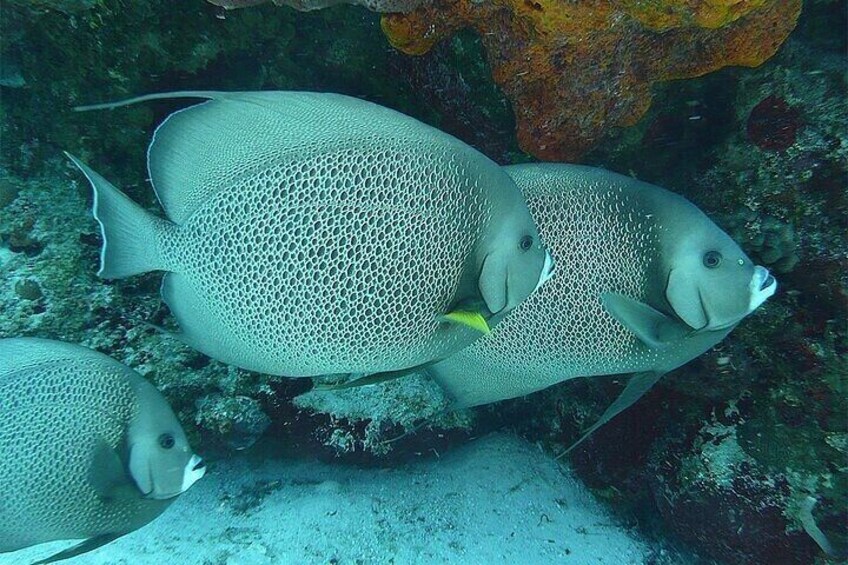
<box><xmin>74</xmin><ymin>91</ymin><xmax>227</xmax><ymax>112</ymax></box>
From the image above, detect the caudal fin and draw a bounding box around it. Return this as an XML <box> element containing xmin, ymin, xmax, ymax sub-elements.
<box><xmin>66</xmin><ymin>153</ymin><xmax>171</xmax><ymax>278</ymax></box>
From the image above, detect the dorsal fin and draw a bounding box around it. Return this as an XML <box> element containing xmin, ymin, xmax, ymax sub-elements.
<box><xmin>76</xmin><ymin>91</ymin><xmax>439</xmax><ymax>224</ymax></box>
<box><xmin>0</xmin><ymin>338</ymin><xmax>90</xmax><ymax>374</ymax></box>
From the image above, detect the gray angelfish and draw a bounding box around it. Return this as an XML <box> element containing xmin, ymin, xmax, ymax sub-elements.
<box><xmin>0</xmin><ymin>338</ymin><xmax>205</xmax><ymax>563</ymax></box>
<box><xmin>68</xmin><ymin>91</ymin><xmax>554</xmax><ymax>378</ymax></box>
<box><xmin>425</xmin><ymin>164</ymin><xmax>777</xmax><ymax>451</ymax></box>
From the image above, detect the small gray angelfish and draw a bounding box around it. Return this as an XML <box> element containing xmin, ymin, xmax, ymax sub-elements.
<box><xmin>68</xmin><ymin>91</ymin><xmax>554</xmax><ymax>378</ymax></box>
<box><xmin>0</xmin><ymin>338</ymin><xmax>205</xmax><ymax>564</ymax></box>
<box><xmin>427</xmin><ymin>164</ymin><xmax>777</xmax><ymax>451</ymax></box>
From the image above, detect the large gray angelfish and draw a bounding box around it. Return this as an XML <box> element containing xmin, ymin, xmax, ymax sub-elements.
<box><xmin>0</xmin><ymin>338</ymin><xmax>205</xmax><ymax>564</ymax></box>
<box><xmin>427</xmin><ymin>164</ymin><xmax>777</xmax><ymax>450</ymax></box>
<box><xmin>67</xmin><ymin>91</ymin><xmax>554</xmax><ymax>378</ymax></box>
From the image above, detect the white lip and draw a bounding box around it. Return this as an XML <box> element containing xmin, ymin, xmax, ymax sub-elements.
<box><xmin>748</xmin><ymin>265</ymin><xmax>777</xmax><ymax>312</ymax></box>
<box><xmin>533</xmin><ymin>250</ymin><xmax>556</xmax><ymax>294</ymax></box>
<box><xmin>181</xmin><ymin>454</ymin><xmax>206</xmax><ymax>493</ymax></box>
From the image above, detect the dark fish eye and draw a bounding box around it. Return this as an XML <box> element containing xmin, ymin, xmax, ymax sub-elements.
<box><xmin>703</xmin><ymin>251</ymin><xmax>722</xmax><ymax>268</ymax></box>
<box><xmin>519</xmin><ymin>235</ymin><xmax>534</xmax><ymax>252</ymax></box>
<box><xmin>158</xmin><ymin>433</ymin><xmax>176</xmax><ymax>450</ymax></box>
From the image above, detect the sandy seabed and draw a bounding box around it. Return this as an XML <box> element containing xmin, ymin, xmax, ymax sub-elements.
<box><xmin>5</xmin><ymin>433</ymin><xmax>652</xmax><ymax>565</ymax></box>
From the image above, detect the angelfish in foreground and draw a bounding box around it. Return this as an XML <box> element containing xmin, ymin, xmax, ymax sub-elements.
<box><xmin>426</xmin><ymin>164</ymin><xmax>777</xmax><ymax>451</ymax></box>
<box><xmin>0</xmin><ymin>338</ymin><xmax>205</xmax><ymax>564</ymax></box>
<box><xmin>67</xmin><ymin>90</ymin><xmax>553</xmax><ymax>378</ymax></box>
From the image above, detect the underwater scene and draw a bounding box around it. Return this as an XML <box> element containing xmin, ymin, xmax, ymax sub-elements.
<box><xmin>0</xmin><ymin>0</ymin><xmax>845</xmax><ymax>563</ymax></box>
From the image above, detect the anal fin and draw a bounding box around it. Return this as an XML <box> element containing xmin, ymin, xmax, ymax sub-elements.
<box><xmin>557</xmin><ymin>371</ymin><xmax>665</xmax><ymax>458</ymax></box>
<box><xmin>313</xmin><ymin>360</ymin><xmax>442</xmax><ymax>391</ymax></box>
<box><xmin>31</xmin><ymin>533</ymin><xmax>124</xmax><ymax>565</ymax></box>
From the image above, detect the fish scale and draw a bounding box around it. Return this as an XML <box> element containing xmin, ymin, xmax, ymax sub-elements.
<box><xmin>429</xmin><ymin>164</ymin><xmax>777</xmax><ymax>436</ymax></box>
<box><xmin>431</xmin><ymin>170</ymin><xmax>659</xmax><ymax>406</ymax></box>
<box><xmin>69</xmin><ymin>91</ymin><xmax>554</xmax><ymax>378</ymax></box>
<box><xmin>0</xmin><ymin>340</ymin><xmax>160</xmax><ymax>551</ymax></box>
<box><xmin>163</xmin><ymin>145</ymin><xmax>488</xmax><ymax>375</ymax></box>
<box><xmin>0</xmin><ymin>339</ymin><xmax>199</xmax><ymax>558</ymax></box>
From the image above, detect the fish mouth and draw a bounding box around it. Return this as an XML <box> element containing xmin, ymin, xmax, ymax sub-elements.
<box><xmin>760</xmin><ymin>272</ymin><xmax>776</xmax><ymax>291</ymax></box>
<box><xmin>181</xmin><ymin>454</ymin><xmax>206</xmax><ymax>493</ymax></box>
<box><xmin>533</xmin><ymin>250</ymin><xmax>556</xmax><ymax>294</ymax></box>
<box><xmin>142</xmin><ymin>455</ymin><xmax>206</xmax><ymax>500</ymax></box>
<box><xmin>748</xmin><ymin>266</ymin><xmax>777</xmax><ymax>312</ymax></box>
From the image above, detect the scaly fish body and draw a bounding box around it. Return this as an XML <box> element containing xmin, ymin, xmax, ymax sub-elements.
<box><xmin>70</xmin><ymin>91</ymin><xmax>554</xmax><ymax>377</ymax></box>
<box><xmin>0</xmin><ymin>338</ymin><xmax>204</xmax><ymax>562</ymax></box>
<box><xmin>429</xmin><ymin>164</ymin><xmax>777</xmax><ymax>412</ymax></box>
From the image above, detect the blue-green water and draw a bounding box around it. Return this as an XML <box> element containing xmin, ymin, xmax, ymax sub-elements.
<box><xmin>0</xmin><ymin>1</ymin><xmax>845</xmax><ymax>564</ymax></box>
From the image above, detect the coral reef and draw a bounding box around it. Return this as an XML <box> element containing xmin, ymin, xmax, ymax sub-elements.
<box><xmin>195</xmin><ymin>393</ymin><xmax>272</xmax><ymax>450</ymax></box>
<box><xmin>387</xmin><ymin>30</ymin><xmax>522</xmax><ymax>164</ymax></box>
<box><xmin>6</xmin><ymin>0</ymin><xmax>97</xmax><ymax>14</ymax></box>
<box><xmin>209</xmin><ymin>0</ymin><xmax>428</xmax><ymax>14</ymax></box>
<box><xmin>648</xmin><ymin>381</ymin><xmax>847</xmax><ymax>564</ymax></box>
<box><xmin>1</xmin><ymin>0</ymin><xmax>845</xmax><ymax>562</ymax></box>
<box><xmin>747</xmin><ymin>94</ymin><xmax>804</xmax><ymax>152</ymax></box>
<box><xmin>381</xmin><ymin>0</ymin><xmax>801</xmax><ymax>161</ymax></box>
<box><xmin>0</xmin><ymin>1</ymin><xmax>424</xmax><ymax>181</ymax></box>
<box><xmin>262</xmin><ymin>375</ymin><xmax>474</xmax><ymax>463</ymax></box>
<box><xmin>0</xmin><ymin>161</ymin><xmax>277</xmax><ymax>449</ymax></box>
<box><xmin>649</xmin><ymin>411</ymin><xmax>810</xmax><ymax>563</ymax></box>
<box><xmin>508</xmin><ymin>11</ymin><xmax>847</xmax><ymax>561</ymax></box>
<box><xmin>721</xmin><ymin>210</ymin><xmax>801</xmax><ymax>273</ymax></box>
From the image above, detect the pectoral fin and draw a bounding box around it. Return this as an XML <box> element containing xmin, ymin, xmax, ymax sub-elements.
<box><xmin>666</xmin><ymin>268</ymin><xmax>708</xmax><ymax>330</ymax></box>
<box><xmin>557</xmin><ymin>371</ymin><xmax>665</xmax><ymax>458</ymax></box>
<box><xmin>601</xmin><ymin>292</ymin><xmax>688</xmax><ymax>349</ymax></box>
<box><xmin>440</xmin><ymin>310</ymin><xmax>491</xmax><ymax>334</ymax></box>
<box><xmin>88</xmin><ymin>439</ymin><xmax>134</xmax><ymax>501</ymax></box>
<box><xmin>128</xmin><ymin>443</ymin><xmax>154</xmax><ymax>497</ymax></box>
<box><xmin>478</xmin><ymin>252</ymin><xmax>509</xmax><ymax>314</ymax></box>
<box><xmin>31</xmin><ymin>533</ymin><xmax>124</xmax><ymax>564</ymax></box>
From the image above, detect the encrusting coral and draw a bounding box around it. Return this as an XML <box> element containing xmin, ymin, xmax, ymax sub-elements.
<box><xmin>382</xmin><ymin>0</ymin><xmax>802</xmax><ymax>160</ymax></box>
<box><xmin>209</xmin><ymin>0</ymin><xmax>428</xmax><ymax>14</ymax></box>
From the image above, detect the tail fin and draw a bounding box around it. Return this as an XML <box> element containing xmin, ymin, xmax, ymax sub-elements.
<box><xmin>66</xmin><ymin>152</ymin><xmax>171</xmax><ymax>278</ymax></box>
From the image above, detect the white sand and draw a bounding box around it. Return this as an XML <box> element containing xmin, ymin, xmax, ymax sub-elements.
<box><xmin>5</xmin><ymin>433</ymin><xmax>652</xmax><ymax>565</ymax></box>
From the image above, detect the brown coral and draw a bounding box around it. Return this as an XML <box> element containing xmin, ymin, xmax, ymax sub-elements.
<box><xmin>747</xmin><ymin>94</ymin><xmax>803</xmax><ymax>151</ymax></box>
<box><xmin>382</xmin><ymin>0</ymin><xmax>802</xmax><ymax>160</ymax></box>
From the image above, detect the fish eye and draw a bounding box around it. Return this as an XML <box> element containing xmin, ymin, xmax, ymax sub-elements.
<box><xmin>703</xmin><ymin>251</ymin><xmax>722</xmax><ymax>269</ymax></box>
<box><xmin>158</xmin><ymin>433</ymin><xmax>176</xmax><ymax>450</ymax></box>
<box><xmin>519</xmin><ymin>235</ymin><xmax>534</xmax><ymax>252</ymax></box>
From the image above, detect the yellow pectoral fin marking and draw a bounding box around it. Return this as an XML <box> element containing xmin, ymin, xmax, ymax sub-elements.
<box><xmin>441</xmin><ymin>310</ymin><xmax>491</xmax><ymax>335</ymax></box>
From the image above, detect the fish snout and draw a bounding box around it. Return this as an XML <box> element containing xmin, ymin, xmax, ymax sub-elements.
<box><xmin>182</xmin><ymin>454</ymin><xmax>206</xmax><ymax>492</ymax></box>
<box><xmin>533</xmin><ymin>250</ymin><xmax>556</xmax><ymax>294</ymax></box>
<box><xmin>748</xmin><ymin>265</ymin><xmax>777</xmax><ymax>312</ymax></box>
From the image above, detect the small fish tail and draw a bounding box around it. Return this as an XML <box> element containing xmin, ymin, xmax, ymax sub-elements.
<box><xmin>66</xmin><ymin>152</ymin><xmax>173</xmax><ymax>278</ymax></box>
